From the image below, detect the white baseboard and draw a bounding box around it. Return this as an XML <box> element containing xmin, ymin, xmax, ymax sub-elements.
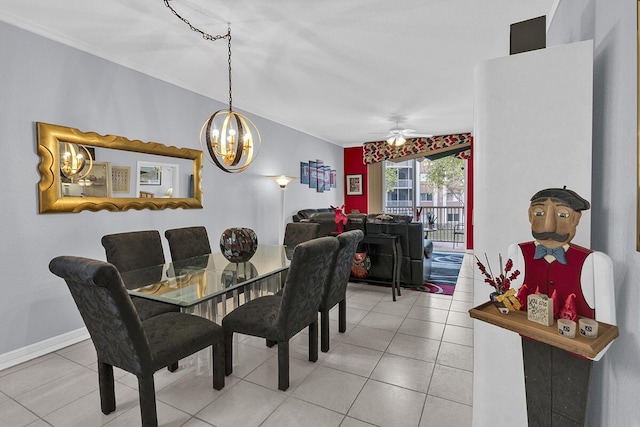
<box><xmin>0</xmin><ymin>327</ymin><xmax>89</xmax><ymax>371</ymax></box>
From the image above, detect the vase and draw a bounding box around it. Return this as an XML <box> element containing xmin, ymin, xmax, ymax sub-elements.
<box><xmin>490</xmin><ymin>291</ymin><xmax>509</xmax><ymax>314</ymax></box>
<box><xmin>220</xmin><ymin>228</ymin><xmax>258</xmax><ymax>263</ymax></box>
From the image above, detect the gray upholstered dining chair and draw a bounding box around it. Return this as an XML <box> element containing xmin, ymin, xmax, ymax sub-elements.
<box><xmin>283</xmin><ymin>222</ymin><xmax>321</xmax><ymax>248</ymax></box>
<box><xmin>222</xmin><ymin>236</ymin><xmax>339</xmax><ymax>391</ymax></box>
<box><xmin>164</xmin><ymin>226</ymin><xmax>212</xmax><ymax>261</ymax></box>
<box><xmin>102</xmin><ymin>230</ymin><xmax>182</xmax><ymax>371</ymax></box>
<box><xmin>319</xmin><ymin>229</ymin><xmax>364</xmax><ymax>352</ymax></box>
<box><xmin>49</xmin><ymin>256</ymin><xmax>225</xmax><ymax>427</ymax></box>
<box><xmin>101</xmin><ymin>230</ymin><xmax>179</xmax><ymax>320</ymax></box>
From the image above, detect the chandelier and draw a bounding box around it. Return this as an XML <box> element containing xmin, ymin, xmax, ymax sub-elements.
<box><xmin>59</xmin><ymin>142</ymin><xmax>93</xmax><ymax>181</ymax></box>
<box><xmin>164</xmin><ymin>0</ymin><xmax>261</xmax><ymax>173</ymax></box>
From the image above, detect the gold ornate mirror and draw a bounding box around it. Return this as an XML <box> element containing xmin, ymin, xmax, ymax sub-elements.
<box><xmin>37</xmin><ymin>122</ymin><xmax>203</xmax><ymax>213</ymax></box>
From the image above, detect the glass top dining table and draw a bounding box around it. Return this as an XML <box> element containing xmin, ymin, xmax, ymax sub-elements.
<box><xmin>121</xmin><ymin>244</ymin><xmax>292</xmax><ymax>309</ymax></box>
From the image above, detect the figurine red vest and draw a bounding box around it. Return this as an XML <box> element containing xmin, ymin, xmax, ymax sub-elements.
<box><xmin>519</xmin><ymin>241</ymin><xmax>595</xmax><ymax>319</ymax></box>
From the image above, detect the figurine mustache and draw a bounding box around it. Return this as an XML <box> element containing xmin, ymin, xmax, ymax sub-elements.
<box><xmin>532</xmin><ymin>231</ymin><xmax>569</xmax><ymax>242</ymax></box>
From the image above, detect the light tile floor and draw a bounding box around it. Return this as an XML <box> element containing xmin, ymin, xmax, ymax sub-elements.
<box><xmin>0</xmin><ymin>253</ymin><xmax>475</xmax><ymax>427</ymax></box>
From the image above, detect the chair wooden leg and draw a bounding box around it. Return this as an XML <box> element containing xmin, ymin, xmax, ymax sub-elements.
<box><xmin>212</xmin><ymin>343</ymin><xmax>225</xmax><ymax>390</ymax></box>
<box><xmin>167</xmin><ymin>361</ymin><xmax>178</xmax><ymax>372</ymax></box>
<box><xmin>338</xmin><ymin>299</ymin><xmax>347</xmax><ymax>333</ymax></box>
<box><xmin>224</xmin><ymin>330</ymin><xmax>233</xmax><ymax>376</ymax></box>
<box><xmin>277</xmin><ymin>341</ymin><xmax>290</xmax><ymax>391</ymax></box>
<box><xmin>320</xmin><ymin>309</ymin><xmax>330</xmax><ymax>353</ymax></box>
<box><xmin>137</xmin><ymin>375</ymin><xmax>157</xmax><ymax>427</ymax></box>
<box><xmin>97</xmin><ymin>362</ymin><xmax>115</xmax><ymax>414</ymax></box>
<box><xmin>309</xmin><ymin>321</ymin><xmax>318</xmax><ymax>362</ymax></box>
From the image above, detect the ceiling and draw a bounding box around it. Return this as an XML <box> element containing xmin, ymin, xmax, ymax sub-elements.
<box><xmin>0</xmin><ymin>0</ymin><xmax>555</xmax><ymax>147</ymax></box>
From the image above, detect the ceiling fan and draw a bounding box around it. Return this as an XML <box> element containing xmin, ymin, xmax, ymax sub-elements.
<box><xmin>384</xmin><ymin>126</ymin><xmax>433</xmax><ymax>147</ymax></box>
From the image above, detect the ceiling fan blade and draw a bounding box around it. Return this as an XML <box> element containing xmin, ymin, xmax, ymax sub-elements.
<box><xmin>405</xmin><ymin>133</ymin><xmax>433</xmax><ymax>137</ymax></box>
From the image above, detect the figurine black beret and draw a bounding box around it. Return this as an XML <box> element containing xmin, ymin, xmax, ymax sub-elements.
<box><xmin>530</xmin><ymin>186</ymin><xmax>590</xmax><ymax>211</ymax></box>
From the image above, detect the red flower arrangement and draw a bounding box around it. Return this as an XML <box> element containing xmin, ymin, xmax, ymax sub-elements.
<box><xmin>475</xmin><ymin>253</ymin><xmax>521</xmax><ymax>295</ymax></box>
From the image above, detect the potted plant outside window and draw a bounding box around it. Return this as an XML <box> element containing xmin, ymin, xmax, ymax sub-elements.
<box><xmin>426</xmin><ymin>212</ymin><xmax>437</xmax><ymax>230</ymax></box>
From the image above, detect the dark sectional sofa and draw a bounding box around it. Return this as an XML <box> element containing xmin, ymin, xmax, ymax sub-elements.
<box><xmin>293</xmin><ymin>209</ymin><xmax>432</xmax><ymax>286</ymax></box>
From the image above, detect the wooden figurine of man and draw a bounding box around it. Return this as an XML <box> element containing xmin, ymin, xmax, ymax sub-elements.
<box><xmin>507</xmin><ymin>187</ymin><xmax>616</xmax><ymax>426</ymax></box>
<box><xmin>508</xmin><ymin>187</ymin><xmax>616</xmax><ymax>334</ymax></box>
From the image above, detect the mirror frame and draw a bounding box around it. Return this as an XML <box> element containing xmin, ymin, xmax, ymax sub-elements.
<box><xmin>37</xmin><ymin>122</ymin><xmax>204</xmax><ymax>213</ymax></box>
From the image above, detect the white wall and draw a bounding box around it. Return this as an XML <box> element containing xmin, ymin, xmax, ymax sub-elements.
<box><xmin>473</xmin><ymin>41</ymin><xmax>593</xmax><ymax>426</ymax></box>
<box><xmin>546</xmin><ymin>1</ymin><xmax>639</xmax><ymax>426</ymax></box>
<box><xmin>0</xmin><ymin>21</ymin><xmax>343</xmax><ymax>365</ymax></box>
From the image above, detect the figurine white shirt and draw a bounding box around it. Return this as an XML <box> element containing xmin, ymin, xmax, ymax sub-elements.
<box><xmin>508</xmin><ymin>243</ymin><xmax>616</xmax><ymax>360</ymax></box>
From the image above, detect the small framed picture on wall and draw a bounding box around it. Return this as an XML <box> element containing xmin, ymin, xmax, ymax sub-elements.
<box><xmin>346</xmin><ymin>174</ymin><xmax>363</xmax><ymax>195</ymax></box>
<box><xmin>316</xmin><ymin>160</ymin><xmax>325</xmax><ymax>192</ymax></box>
<box><xmin>309</xmin><ymin>160</ymin><xmax>317</xmax><ymax>189</ymax></box>
<box><xmin>300</xmin><ymin>162</ymin><xmax>309</xmax><ymax>184</ymax></box>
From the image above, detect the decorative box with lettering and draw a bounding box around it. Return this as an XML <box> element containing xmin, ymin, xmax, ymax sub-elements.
<box><xmin>527</xmin><ymin>293</ymin><xmax>554</xmax><ymax>326</ymax></box>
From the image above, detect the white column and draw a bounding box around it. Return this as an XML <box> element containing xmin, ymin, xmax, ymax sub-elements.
<box><xmin>473</xmin><ymin>40</ymin><xmax>593</xmax><ymax>426</ymax></box>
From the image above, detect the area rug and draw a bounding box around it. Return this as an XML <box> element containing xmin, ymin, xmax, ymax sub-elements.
<box><xmin>405</xmin><ymin>251</ymin><xmax>464</xmax><ymax>295</ymax></box>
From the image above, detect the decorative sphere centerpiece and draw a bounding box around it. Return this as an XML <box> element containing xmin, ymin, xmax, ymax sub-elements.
<box><xmin>220</xmin><ymin>228</ymin><xmax>258</xmax><ymax>263</ymax></box>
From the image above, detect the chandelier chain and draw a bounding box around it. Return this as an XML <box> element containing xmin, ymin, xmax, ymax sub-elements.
<box><xmin>164</xmin><ymin>0</ymin><xmax>233</xmax><ymax>110</ymax></box>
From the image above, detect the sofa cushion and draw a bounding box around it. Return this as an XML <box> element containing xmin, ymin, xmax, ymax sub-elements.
<box><xmin>306</xmin><ymin>212</ymin><xmax>338</xmax><ymax>236</ymax></box>
<box><xmin>293</xmin><ymin>208</ymin><xmax>332</xmax><ymax>222</ymax></box>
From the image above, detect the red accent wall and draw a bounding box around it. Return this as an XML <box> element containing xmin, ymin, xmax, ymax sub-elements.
<box><xmin>344</xmin><ymin>147</ymin><xmax>368</xmax><ymax>214</ymax></box>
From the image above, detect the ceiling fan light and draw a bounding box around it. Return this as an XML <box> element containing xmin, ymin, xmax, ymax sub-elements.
<box><xmin>396</xmin><ymin>136</ymin><xmax>406</xmax><ymax>146</ymax></box>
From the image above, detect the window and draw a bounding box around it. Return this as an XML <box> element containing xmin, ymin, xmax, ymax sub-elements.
<box><xmin>383</xmin><ymin>157</ymin><xmax>466</xmax><ymax>214</ymax></box>
<box><xmin>387</xmin><ymin>188</ymin><xmax>412</xmax><ymax>207</ymax></box>
<box><xmin>420</xmin><ymin>193</ymin><xmax>433</xmax><ymax>202</ymax></box>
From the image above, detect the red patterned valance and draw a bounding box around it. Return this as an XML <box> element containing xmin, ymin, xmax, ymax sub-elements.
<box><xmin>363</xmin><ymin>133</ymin><xmax>473</xmax><ymax>164</ymax></box>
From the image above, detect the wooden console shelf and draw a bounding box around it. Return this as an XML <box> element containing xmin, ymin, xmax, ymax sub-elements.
<box><xmin>469</xmin><ymin>301</ymin><xmax>619</xmax><ymax>359</ymax></box>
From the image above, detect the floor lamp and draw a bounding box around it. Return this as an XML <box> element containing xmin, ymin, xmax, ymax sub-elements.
<box><xmin>267</xmin><ymin>175</ymin><xmax>297</xmax><ymax>242</ymax></box>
